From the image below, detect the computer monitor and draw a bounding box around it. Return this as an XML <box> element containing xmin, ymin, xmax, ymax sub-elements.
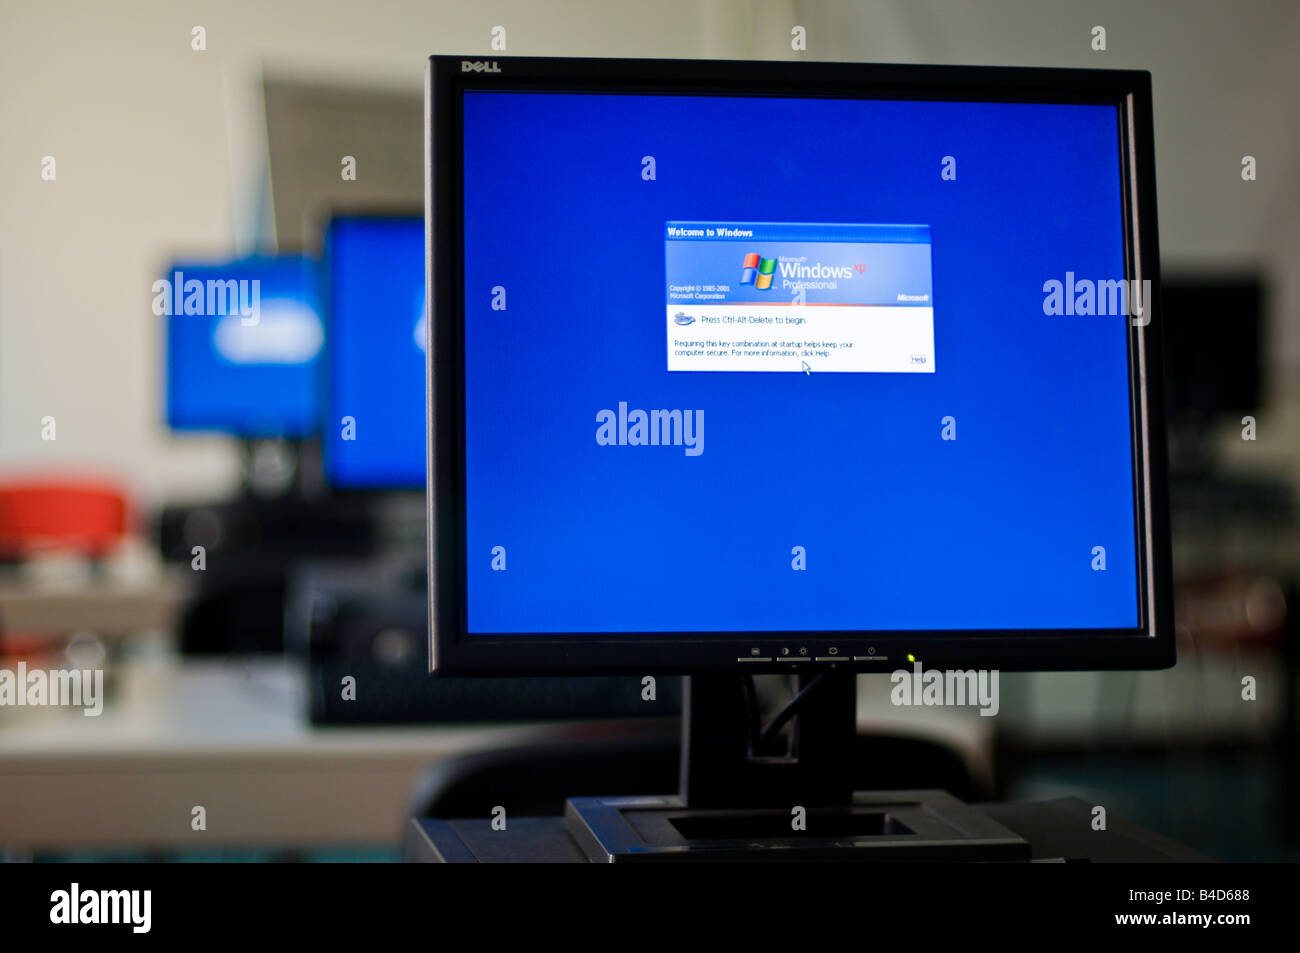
<box><xmin>163</xmin><ymin>255</ymin><xmax>323</xmax><ymax>437</ymax></box>
<box><xmin>322</xmin><ymin>214</ymin><xmax>427</xmax><ymax>489</ymax></box>
<box><xmin>422</xmin><ymin>57</ymin><xmax>1174</xmax><ymax>857</ymax></box>
<box><xmin>426</xmin><ymin>56</ymin><xmax>1172</xmax><ymax>679</ymax></box>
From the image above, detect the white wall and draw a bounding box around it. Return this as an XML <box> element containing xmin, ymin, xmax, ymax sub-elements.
<box><xmin>1</xmin><ymin>0</ymin><xmax>1295</xmax><ymax>506</ymax></box>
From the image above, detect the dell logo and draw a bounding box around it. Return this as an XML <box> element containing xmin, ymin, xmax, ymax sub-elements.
<box><xmin>461</xmin><ymin>60</ymin><xmax>502</xmax><ymax>73</ymax></box>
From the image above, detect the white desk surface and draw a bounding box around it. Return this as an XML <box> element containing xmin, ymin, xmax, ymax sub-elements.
<box><xmin>0</xmin><ymin>658</ymin><xmax>567</xmax><ymax>851</ymax></box>
<box><xmin>0</xmin><ymin>571</ymin><xmax>192</xmax><ymax>639</ymax></box>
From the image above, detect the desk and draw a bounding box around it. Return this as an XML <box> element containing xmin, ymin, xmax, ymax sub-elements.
<box><xmin>0</xmin><ymin>658</ymin><xmax>567</xmax><ymax>851</ymax></box>
<box><xmin>406</xmin><ymin>797</ymin><xmax>1214</xmax><ymax>863</ymax></box>
<box><xmin>0</xmin><ymin>571</ymin><xmax>192</xmax><ymax>640</ymax></box>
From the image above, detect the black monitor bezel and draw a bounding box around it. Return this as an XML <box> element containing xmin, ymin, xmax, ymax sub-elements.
<box><xmin>427</xmin><ymin>55</ymin><xmax>1172</xmax><ymax>675</ymax></box>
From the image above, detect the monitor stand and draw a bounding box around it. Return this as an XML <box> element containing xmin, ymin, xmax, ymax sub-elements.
<box><xmin>563</xmin><ymin>672</ymin><xmax>1030</xmax><ymax>862</ymax></box>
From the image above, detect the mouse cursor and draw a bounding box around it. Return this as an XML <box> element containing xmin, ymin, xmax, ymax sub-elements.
<box><xmin>801</xmin><ymin>361</ymin><xmax>812</xmax><ymax>375</ymax></box>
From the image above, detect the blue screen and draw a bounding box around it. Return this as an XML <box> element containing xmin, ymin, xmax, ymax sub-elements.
<box><xmin>324</xmin><ymin>217</ymin><xmax>427</xmax><ymax>489</ymax></box>
<box><xmin>461</xmin><ymin>91</ymin><xmax>1138</xmax><ymax>634</ymax></box>
<box><xmin>164</xmin><ymin>256</ymin><xmax>322</xmax><ymax>436</ymax></box>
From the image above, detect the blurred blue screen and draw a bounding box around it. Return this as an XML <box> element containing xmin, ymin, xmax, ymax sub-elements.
<box><xmin>164</xmin><ymin>255</ymin><xmax>323</xmax><ymax>437</ymax></box>
<box><xmin>324</xmin><ymin>216</ymin><xmax>426</xmax><ymax>489</ymax></box>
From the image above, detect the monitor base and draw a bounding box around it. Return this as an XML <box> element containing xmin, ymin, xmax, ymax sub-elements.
<box><xmin>564</xmin><ymin>789</ymin><xmax>1031</xmax><ymax>862</ymax></box>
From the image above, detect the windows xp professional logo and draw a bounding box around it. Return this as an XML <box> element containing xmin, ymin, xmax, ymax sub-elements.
<box><xmin>740</xmin><ymin>253</ymin><xmax>777</xmax><ymax>290</ymax></box>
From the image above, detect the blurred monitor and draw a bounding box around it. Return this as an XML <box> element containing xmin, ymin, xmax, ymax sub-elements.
<box><xmin>323</xmin><ymin>214</ymin><xmax>427</xmax><ymax>489</ymax></box>
<box><xmin>1162</xmin><ymin>274</ymin><xmax>1265</xmax><ymax>419</ymax></box>
<box><xmin>163</xmin><ymin>255</ymin><xmax>323</xmax><ymax>437</ymax></box>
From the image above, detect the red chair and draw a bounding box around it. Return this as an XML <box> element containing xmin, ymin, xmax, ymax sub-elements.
<box><xmin>0</xmin><ymin>478</ymin><xmax>131</xmax><ymax>560</ymax></box>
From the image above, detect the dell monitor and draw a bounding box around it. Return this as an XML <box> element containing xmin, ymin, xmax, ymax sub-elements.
<box><xmin>424</xmin><ymin>56</ymin><xmax>1171</xmax><ymax>858</ymax></box>
<box><xmin>163</xmin><ymin>255</ymin><xmax>323</xmax><ymax>437</ymax></box>
<box><xmin>323</xmin><ymin>214</ymin><xmax>428</xmax><ymax>490</ymax></box>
